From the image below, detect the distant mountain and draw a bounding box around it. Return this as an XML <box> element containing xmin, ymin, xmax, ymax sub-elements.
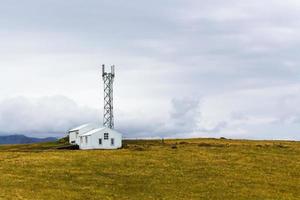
<box><xmin>0</xmin><ymin>135</ymin><xmax>57</xmax><ymax>145</ymax></box>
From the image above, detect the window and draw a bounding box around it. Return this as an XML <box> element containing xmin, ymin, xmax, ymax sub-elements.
<box><xmin>99</xmin><ymin>138</ymin><xmax>102</xmax><ymax>145</ymax></box>
<box><xmin>104</xmin><ymin>133</ymin><xmax>109</xmax><ymax>140</ymax></box>
<box><xmin>71</xmin><ymin>140</ymin><xmax>75</xmax><ymax>144</ymax></box>
<box><xmin>111</xmin><ymin>138</ymin><xmax>114</xmax><ymax>146</ymax></box>
<box><xmin>76</xmin><ymin>132</ymin><xmax>79</xmax><ymax>138</ymax></box>
<box><xmin>85</xmin><ymin>136</ymin><xmax>88</xmax><ymax>143</ymax></box>
<box><xmin>80</xmin><ymin>137</ymin><xmax>83</xmax><ymax>143</ymax></box>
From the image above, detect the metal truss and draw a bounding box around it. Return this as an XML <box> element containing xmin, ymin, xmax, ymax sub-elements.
<box><xmin>102</xmin><ymin>65</ymin><xmax>115</xmax><ymax>129</ymax></box>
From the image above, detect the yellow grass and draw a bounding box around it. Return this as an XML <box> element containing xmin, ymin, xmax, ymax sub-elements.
<box><xmin>0</xmin><ymin>138</ymin><xmax>299</xmax><ymax>200</ymax></box>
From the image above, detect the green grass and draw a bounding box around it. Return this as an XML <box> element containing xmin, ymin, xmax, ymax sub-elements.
<box><xmin>0</xmin><ymin>138</ymin><xmax>299</xmax><ymax>200</ymax></box>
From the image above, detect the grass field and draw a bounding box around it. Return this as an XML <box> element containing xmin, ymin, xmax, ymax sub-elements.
<box><xmin>0</xmin><ymin>138</ymin><xmax>299</xmax><ymax>200</ymax></box>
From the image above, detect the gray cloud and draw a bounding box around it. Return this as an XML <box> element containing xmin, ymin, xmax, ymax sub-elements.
<box><xmin>0</xmin><ymin>96</ymin><xmax>98</xmax><ymax>137</ymax></box>
<box><xmin>156</xmin><ymin>98</ymin><xmax>201</xmax><ymax>136</ymax></box>
<box><xmin>0</xmin><ymin>0</ymin><xmax>300</xmax><ymax>139</ymax></box>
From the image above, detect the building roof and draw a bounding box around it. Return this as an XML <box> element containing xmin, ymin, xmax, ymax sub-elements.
<box><xmin>81</xmin><ymin>127</ymin><xmax>106</xmax><ymax>136</ymax></box>
<box><xmin>80</xmin><ymin>127</ymin><xmax>122</xmax><ymax>137</ymax></box>
<box><xmin>69</xmin><ymin>124</ymin><xmax>90</xmax><ymax>132</ymax></box>
<box><xmin>69</xmin><ymin>123</ymin><xmax>99</xmax><ymax>132</ymax></box>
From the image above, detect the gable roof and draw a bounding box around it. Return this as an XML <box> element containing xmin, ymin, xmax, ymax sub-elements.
<box><xmin>81</xmin><ymin>127</ymin><xmax>106</xmax><ymax>136</ymax></box>
<box><xmin>80</xmin><ymin>127</ymin><xmax>122</xmax><ymax>137</ymax></box>
<box><xmin>69</xmin><ymin>123</ymin><xmax>99</xmax><ymax>132</ymax></box>
<box><xmin>69</xmin><ymin>124</ymin><xmax>90</xmax><ymax>132</ymax></box>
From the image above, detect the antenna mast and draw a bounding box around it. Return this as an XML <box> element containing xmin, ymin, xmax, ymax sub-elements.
<box><xmin>102</xmin><ymin>64</ymin><xmax>115</xmax><ymax>129</ymax></box>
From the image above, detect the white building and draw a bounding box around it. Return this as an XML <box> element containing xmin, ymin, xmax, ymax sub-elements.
<box><xmin>68</xmin><ymin>124</ymin><xmax>122</xmax><ymax>150</ymax></box>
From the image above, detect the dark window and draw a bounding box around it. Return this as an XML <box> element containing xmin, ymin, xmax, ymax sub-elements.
<box><xmin>71</xmin><ymin>140</ymin><xmax>75</xmax><ymax>144</ymax></box>
<box><xmin>85</xmin><ymin>136</ymin><xmax>88</xmax><ymax>143</ymax></box>
<box><xmin>99</xmin><ymin>138</ymin><xmax>102</xmax><ymax>145</ymax></box>
<box><xmin>104</xmin><ymin>133</ymin><xmax>109</xmax><ymax>140</ymax></box>
<box><xmin>111</xmin><ymin>138</ymin><xmax>114</xmax><ymax>146</ymax></box>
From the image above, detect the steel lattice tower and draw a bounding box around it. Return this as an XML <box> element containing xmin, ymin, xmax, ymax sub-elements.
<box><xmin>102</xmin><ymin>65</ymin><xmax>115</xmax><ymax>129</ymax></box>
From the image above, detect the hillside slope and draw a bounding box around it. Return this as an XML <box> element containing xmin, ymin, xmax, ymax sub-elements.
<box><xmin>0</xmin><ymin>135</ymin><xmax>57</xmax><ymax>144</ymax></box>
<box><xmin>0</xmin><ymin>138</ymin><xmax>299</xmax><ymax>200</ymax></box>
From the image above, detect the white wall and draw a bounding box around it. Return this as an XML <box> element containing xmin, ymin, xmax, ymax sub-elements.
<box><xmin>69</xmin><ymin>131</ymin><xmax>78</xmax><ymax>144</ymax></box>
<box><xmin>79</xmin><ymin>128</ymin><xmax>122</xmax><ymax>150</ymax></box>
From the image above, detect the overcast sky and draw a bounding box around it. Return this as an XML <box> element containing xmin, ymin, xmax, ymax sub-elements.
<box><xmin>1</xmin><ymin>0</ymin><xmax>300</xmax><ymax>140</ymax></box>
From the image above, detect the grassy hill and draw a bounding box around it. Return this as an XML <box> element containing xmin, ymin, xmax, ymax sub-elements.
<box><xmin>0</xmin><ymin>138</ymin><xmax>299</xmax><ymax>200</ymax></box>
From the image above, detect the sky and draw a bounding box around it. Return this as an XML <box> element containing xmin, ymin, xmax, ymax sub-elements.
<box><xmin>1</xmin><ymin>0</ymin><xmax>300</xmax><ymax>140</ymax></box>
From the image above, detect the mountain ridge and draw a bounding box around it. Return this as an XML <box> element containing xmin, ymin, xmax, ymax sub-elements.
<box><xmin>0</xmin><ymin>134</ymin><xmax>57</xmax><ymax>144</ymax></box>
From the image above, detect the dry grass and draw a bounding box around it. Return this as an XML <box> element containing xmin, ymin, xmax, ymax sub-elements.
<box><xmin>0</xmin><ymin>138</ymin><xmax>299</xmax><ymax>200</ymax></box>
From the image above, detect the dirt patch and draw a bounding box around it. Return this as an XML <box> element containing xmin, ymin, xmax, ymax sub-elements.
<box><xmin>129</xmin><ymin>145</ymin><xmax>146</xmax><ymax>151</ymax></box>
<box><xmin>198</xmin><ymin>143</ymin><xmax>226</xmax><ymax>148</ymax></box>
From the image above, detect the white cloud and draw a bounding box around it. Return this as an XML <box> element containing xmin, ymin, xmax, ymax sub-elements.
<box><xmin>192</xmin><ymin>84</ymin><xmax>300</xmax><ymax>140</ymax></box>
<box><xmin>1</xmin><ymin>83</ymin><xmax>300</xmax><ymax>141</ymax></box>
<box><xmin>0</xmin><ymin>96</ymin><xmax>98</xmax><ymax>137</ymax></box>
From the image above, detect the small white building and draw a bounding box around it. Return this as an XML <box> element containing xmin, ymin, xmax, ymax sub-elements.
<box><xmin>68</xmin><ymin>124</ymin><xmax>122</xmax><ymax>150</ymax></box>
